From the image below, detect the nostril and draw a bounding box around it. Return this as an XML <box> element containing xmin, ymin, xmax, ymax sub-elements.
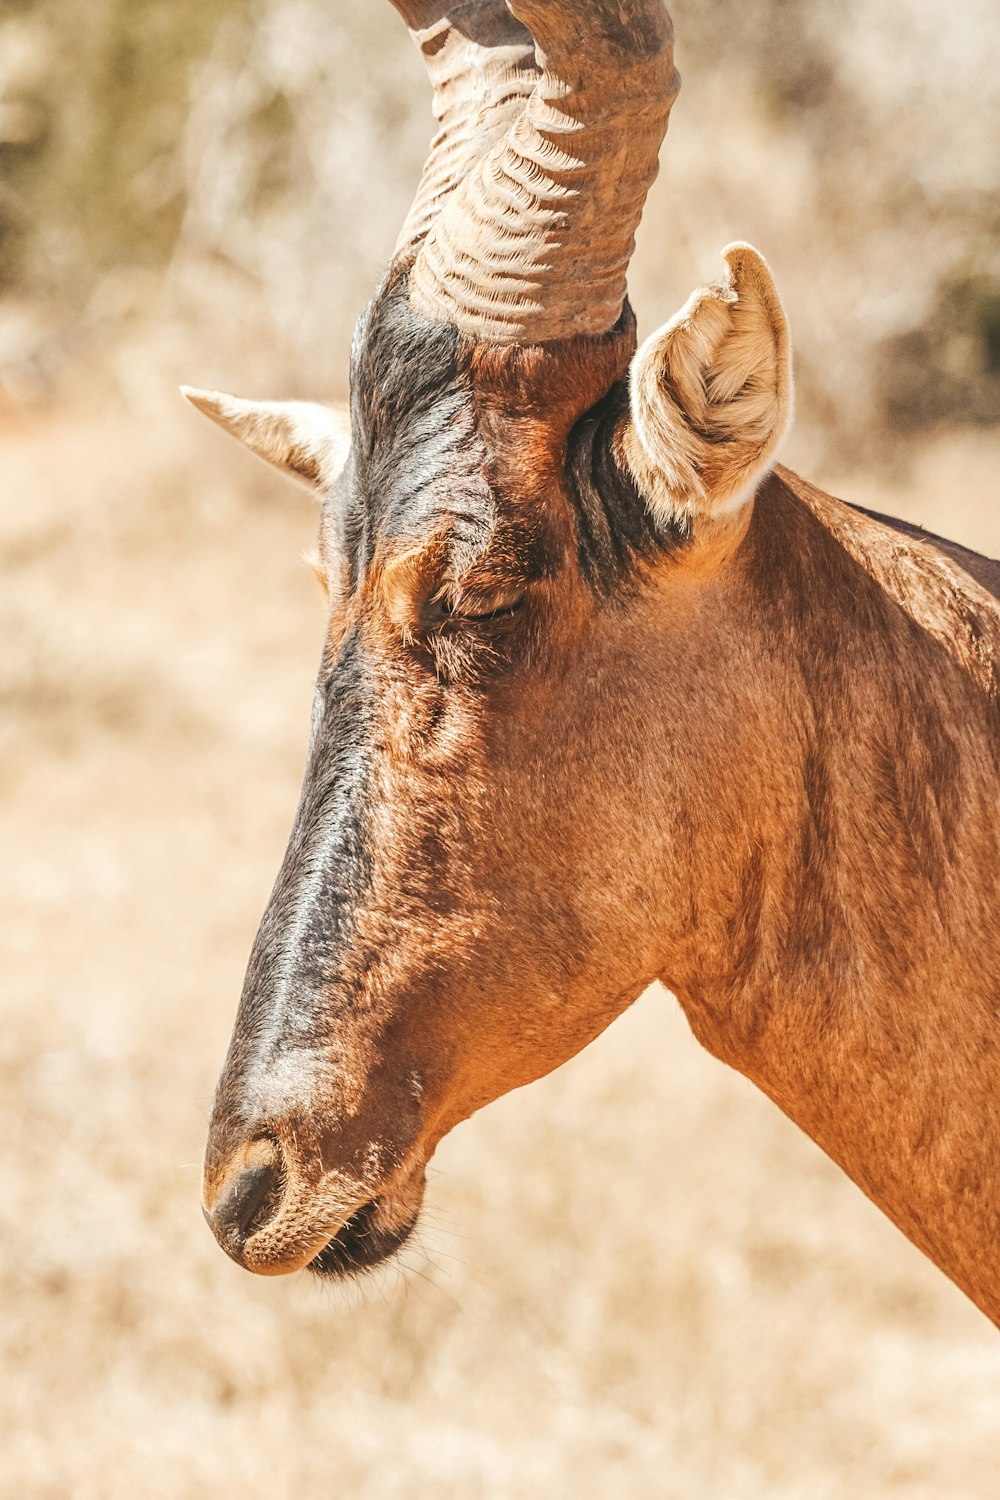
<box><xmin>233</xmin><ymin>1161</ymin><xmax>283</xmax><ymax>1236</ymax></box>
<box><xmin>205</xmin><ymin>1139</ymin><xmax>285</xmax><ymax>1256</ymax></box>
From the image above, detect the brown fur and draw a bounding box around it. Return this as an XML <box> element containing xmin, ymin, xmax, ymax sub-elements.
<box><xmin>202</xmin><ymin>355</ymin><xmax>1000</xmax><ymax>1317</ymax></box>
<box><xmin>193</xmin><ymin>0</ymin><xmax>1000</xmax><ymax>1327</ymax></box>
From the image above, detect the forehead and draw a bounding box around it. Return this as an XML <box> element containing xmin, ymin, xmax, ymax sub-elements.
<box><xmin>326</xmin><ymin>274</ymin><xmax>496</xmax><ymax>589</ymax></box>
<box><xmin>321</xmin><ymin>271</ymin><xmax>677</xmax><ymax>602</ymax></box>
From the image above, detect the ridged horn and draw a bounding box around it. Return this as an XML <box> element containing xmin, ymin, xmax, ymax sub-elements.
<box><xmin>407</xmin><ymin>0</ymin><xmax>681</xmax><ymax>344</ymax></box>
<box><xmin>390</xmin><ymin>1</ymin><xmax>540</xmax><ymax>256</ymax></box>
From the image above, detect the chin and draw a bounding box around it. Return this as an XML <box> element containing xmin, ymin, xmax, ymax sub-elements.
<box><xmin>306</xmin><ymin>1195</ymin><xmax>420</xmax><ymax>1279</ymax></box>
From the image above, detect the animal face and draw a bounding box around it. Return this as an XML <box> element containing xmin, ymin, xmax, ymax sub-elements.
<box><xmin>201</xmin><ymin>280</ymin><xmax>664</xmax><ymax>1274</ymax></box>
<box><xmin>195</xmin><ymin>2</ymin><xmax>791</xmax><ymax>1279</ymax></box>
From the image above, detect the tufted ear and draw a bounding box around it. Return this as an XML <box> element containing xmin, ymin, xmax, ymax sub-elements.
<box><xmin>622</xmin><ymin>244</ymin><xmax>791</xmax><ymax>527</ymax></box>
<box><xmin>181</xmin><ymin>388</ymin><xmax>351</xmax><ymax>495</ymax></box>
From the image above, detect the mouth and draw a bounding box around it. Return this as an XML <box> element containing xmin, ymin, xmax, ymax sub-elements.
<box><xmin>306</xmin><ymin>1195</ymin><xmax>418</xmax><ymax>1279</ymax></box>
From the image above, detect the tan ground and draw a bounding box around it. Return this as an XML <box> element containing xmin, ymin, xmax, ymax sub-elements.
<box><xmin>3</xmin><ymin>396</ymin><xmax>1000</xmax><ymax>1499</ymax></box>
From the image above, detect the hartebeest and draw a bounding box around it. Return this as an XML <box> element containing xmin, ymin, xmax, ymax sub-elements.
<box><xmin>190</xmin><ymin>0</ymin><xmax>1000</xmax><ymax>1324</ymax></box>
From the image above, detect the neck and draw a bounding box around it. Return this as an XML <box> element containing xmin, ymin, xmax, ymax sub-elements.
<box><xmin>661</xmin><ymin>468</ymin><xmax>1000</xmax><ymax>1322</ymax></box>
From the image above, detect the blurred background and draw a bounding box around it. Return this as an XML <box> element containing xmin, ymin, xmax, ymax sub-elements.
<box><xmin>2</xmin><ymin>2</ymin><xmax>1000</xmax><ymax>1496</ymax></box>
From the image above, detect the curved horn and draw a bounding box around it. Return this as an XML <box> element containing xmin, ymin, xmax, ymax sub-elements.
<box><xmin>390</xmin><ymin>0</ymin><xmax>540</xmax><ymax>256</ymax></box>
<box><xmin>408</xmin><ymin>0</ymin><xmax>680</xmax><ymax>344</ymax></box>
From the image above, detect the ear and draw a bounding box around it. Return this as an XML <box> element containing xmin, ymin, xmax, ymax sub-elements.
<box><xmin>181</xmin><ymin>388</ymin><xmax>351</xmax><ymax>495</ymax></box>
<box><xmin>622</xmin><ymin>244</ymin><xmax>792</xmax><ymax>525</ymax></box>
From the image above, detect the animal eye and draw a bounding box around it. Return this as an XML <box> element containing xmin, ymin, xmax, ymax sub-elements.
<box><xmin>426</xmin><ymin>591</ymin><xmax>525</xmax><ymax>626</ymax></box>
<box><xmin>461</xmin><ymin>597</ymin><xmax>525</xmax><ymax>622</ymax></box>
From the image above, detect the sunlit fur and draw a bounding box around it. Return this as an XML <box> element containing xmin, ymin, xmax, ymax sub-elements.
<box><xmin>624</xmin><ymin>244</ymin><xmax>792</xmax><ymax>524</ymax></box>
<box><xmin>196</xmin><ymin>261</ymin><xmax>1000</xmax><ymax>1324</ymax></box>
<box><xmin>181</xmin><ymin>388</ymin><xmax>351</xmax><ymax>493</ymax></box>
<box><xmin>193</xmin><ymin>0</ymin><xmax>1000</xmax><ymax>1327</ymax></box>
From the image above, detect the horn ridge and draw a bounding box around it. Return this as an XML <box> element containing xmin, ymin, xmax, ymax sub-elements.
<box><xmin>390</xmin><ymin>1</ymin><xmax>540</xmax><ymax>256</ymax></box>
<box><xmin>406</xmin><ymin>0</ymin><xmax>680</xmax><ymax>344</ymax></box>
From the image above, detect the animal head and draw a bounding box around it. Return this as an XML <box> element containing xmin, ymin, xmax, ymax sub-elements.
<box><xmin>194</xmin><ymin>0</ymin><xmax>791</xmax><ymax>1278</ymax></box>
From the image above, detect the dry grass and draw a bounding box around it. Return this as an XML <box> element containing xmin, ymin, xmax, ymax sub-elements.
<box><xmin>3</xmin><ymin>391</ymin><xmax>1000</xmax><ymax>1498</ymax></box>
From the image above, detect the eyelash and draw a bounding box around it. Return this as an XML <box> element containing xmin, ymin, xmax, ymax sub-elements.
<box><xmin>434</xmin><ymin>596</ymin><xmax>525</xmax><ymax>624</ymax></box>
<box><xmin>440</xmin><ymin>597</ymin><xmax>527</xmax><ymax>621</ymax></box>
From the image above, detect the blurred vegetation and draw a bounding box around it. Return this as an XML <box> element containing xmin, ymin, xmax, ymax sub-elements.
<box><xmin>0</xmin><ymin>0</ymin><xmax>241</xmax><ymax>293</ymax></box>
<box><xmin>877</xmin><ymin>272</ymin><xmax>1000</xmax><ymax>434</ymax></box>
<box><xmin>1</xmin><ymin>0</ymin><xmax>998</xmax><ymax>463</ymax></box>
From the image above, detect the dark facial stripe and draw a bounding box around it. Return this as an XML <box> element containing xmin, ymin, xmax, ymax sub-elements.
<box><xmin>565</xmin><ymin>378</ymin><xmax>690</xmax><ymax>598</ymax></box>
<box><xmin>228</xmin><ymin>627</ymin><xmax>378</xmax><ymax>1073</ymax></box>
<box><xmin>343</xmin><ymin>266</ymin><xmax>491</xmax><ymax>587</ymax></box>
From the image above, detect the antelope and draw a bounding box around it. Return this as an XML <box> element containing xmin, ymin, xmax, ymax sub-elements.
<box><xmin>190</xmin><ymin>0</ymin><xmax>1000</xmax><ymax>1325</ymax></box>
